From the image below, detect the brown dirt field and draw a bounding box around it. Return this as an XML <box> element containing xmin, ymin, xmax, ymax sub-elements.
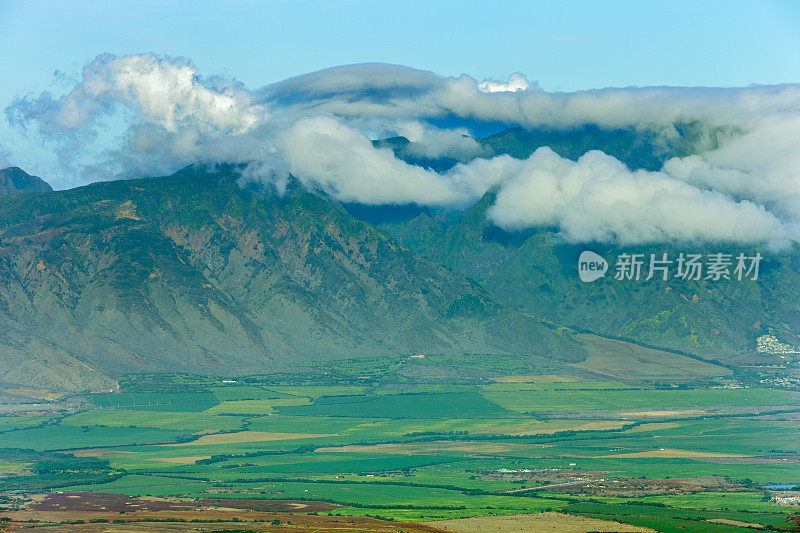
<box><xmin>66</xmin><ymin>449</ymin><xmax>137</xmax><ymax>457</ymax></box>
<box><xmin>150</xmin><ymin>455</ymin><xmax>212</xmax><ymax>464</ymax></box>
<box><xmin>702</xmin><ymin>454</ymin><xmax>800</xmax><ymax>464</ymax></box>
<box><xmin>196</xmin><ymin>498</ymin><xmax>338</xmax><ymax>512</ymax></box>
<box><xmin>426</xmin><ymin>512</ymin><xmax>655</xmax><ymax>532</ymax></box>
<box><xmin>2</xmin><ymin>515</ymin><xmax>448</xmax><ymax>532</ymax></box>
<box><xmin>623</xmin><ymin>422</ymin><xmax>682</xmax><ymax>432</ymax></box>
<box><xmin>4</xmin><ymin>388</ymin><xmax>64</xmax><ymax>400</ymax></box>
<box><xmin>707</xmin><ymin>518</ymin><xmax>765</xmax><ymax>528</ymax></box>
<box><xmin>5</xmin><ymin>492</ymin><xmax>449</xmax><ymax>532</ymax></box>
<box><xmin>493</xmin><ymin>420</ymin><xmax>628</xmax><ymax>436</ymax></box>
<box><xmin>620</xmin><ymin>409</ymin><xmax>706</xmax><ymax>417</ymax></box>
<box><xmin>598</xmin><ymin>448</ymin><xmax>753</xmax><ymax>459</ymax></box>
<box><xmin>26</xmin><ymin>492</ymin><xmax>342</xmax><ymax>514</ymax></box>
<box><xmin>491</xmin><ymin>375</ymin><xmax>577</xmax><ymax>383</ymax></box>
<box><xmin>29</xmin><ymin>492</ymin><xmax>198</xmax><ymax>512</ymax></box>
<box><xmin>573</xmin><ymin>333</ymin><xmax>730</xmax><ymax>381</ymax></box>
<box><xmin>314</xmin><ymin>440</ymin><xmax>537</xmax><ymax>455</ymax></box>
<box><xmin>159</xmin><ymin>431</ymin><xmax>336</xmax><ymax>446</ymax></box>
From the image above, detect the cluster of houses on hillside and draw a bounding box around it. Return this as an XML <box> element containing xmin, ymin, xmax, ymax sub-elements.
<box><xmin>756</xmin><ymin>335</ymin><xmax>800</xmax><ymax>355</ymax></box>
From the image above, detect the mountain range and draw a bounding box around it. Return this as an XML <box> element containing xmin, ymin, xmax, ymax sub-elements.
<box><xmin>1</xmin><ymin>126</ymin><xmax>797</xmax><ymax>392</ymax></box>
<box><xmin>0</xmin><ymin>165</ymin><xmax>579</xmax><ymax>391</ymax></box>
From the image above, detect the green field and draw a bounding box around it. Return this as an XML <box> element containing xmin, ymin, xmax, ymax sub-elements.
<box><xmin>0</xmin><ymin>425</ymin><xmax>185</xmax><ymax>451</ymax></box>
<box><xmin>278</xmin><ymin>392</ymin><xmax>515</xmax><ymax>418</ymax></box>
<box><xmin>484</xmin><ymin>388</ymin><xmax>790</xmax><ymax>412</ymax></box>
<box><xmin>1</xmin><ymin>371</ymin><xmax>799</xmax><ymax>532</ymax></box>
<box><xmin>89</xmin><ymin>392</ymin><xmax>219</xmax><ymax>411</ymax></box>
<box><xmin>60</xmin><ymin>410</ymin><xmax>247</xmax><ymax>431</ymax></box>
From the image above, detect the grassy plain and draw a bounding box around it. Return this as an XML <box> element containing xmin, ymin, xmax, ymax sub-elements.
<box><xmin>1</xmin><ymin>369</ymin><xmax>799</xmax><ymax>532</ymax></box>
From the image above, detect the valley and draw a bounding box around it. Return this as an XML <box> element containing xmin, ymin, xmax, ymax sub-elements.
<box><xmin>0</xmin><ymin>354</ymin><xmax>798</xmax><ymax>532</ymax></box>
<box><xmin>0</xmin><ymin>119</ymin><xmax>798</xmax><ymax>532</ymax></box>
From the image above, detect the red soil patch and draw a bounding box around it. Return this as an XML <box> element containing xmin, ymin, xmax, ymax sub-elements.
<box><xmin>30</xmin><ymin>492</ymin><xmax>197</xmax><ymax>513</ymax></box>
<box><xmin>198</xmin><ymin>497</ymin><xmax>339</xmax><ymax>512</ymax></box>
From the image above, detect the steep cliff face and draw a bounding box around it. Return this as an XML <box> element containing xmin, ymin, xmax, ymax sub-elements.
<box><xmin>0</xmin><ymin>165</ymin><xmax>582</xmax><ymax>391</ymax></box>
<box><xmin>0</xmin><ymin>167</ymin><xmax>53</xmax><ymax>197</ymax></box>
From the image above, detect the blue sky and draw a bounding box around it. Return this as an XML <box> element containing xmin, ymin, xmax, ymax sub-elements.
<box><xmin>2</xmin><ymin>0</ymin><xmax>799</xmax><ymax>96</ymax></box>
<box><xmin>2</xmin><ymin>0</ymin><xmax>800</xmax><ymax>177</ymax></box>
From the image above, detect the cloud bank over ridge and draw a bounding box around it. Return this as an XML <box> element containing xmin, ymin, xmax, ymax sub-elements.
<box><xmin>5</xmin><ymin>54</ymin><xmax>800</xmax><ymax>247</ymax></box>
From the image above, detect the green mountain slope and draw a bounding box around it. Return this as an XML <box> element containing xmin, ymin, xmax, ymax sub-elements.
<box><xmin>478</xmin><ymin>122</ymin><xmax>730</xmax><ymax>171</ymax></box>
<box><xmin>485</xmin><ymin>236</ymin><xmax>800</xmax><ymax>358</ymax></box>
<box><xmin>376</xmin><ymin>122</ymin><xmax>731</xmax><ymax>172</ymax></box>
<box><xmin>372</xmin><ymin>127</ymin><xmax>800</xmax><ymax>359</ymax></box>
<box><xmin>381</xmin><ymin>190</ymin><xmax>800</xmax><ymax>359</ymax></box>
<box><xmin>0</xmin><ymin>165</ymin><xmax>582</xmax><ymax>391</ymax></box>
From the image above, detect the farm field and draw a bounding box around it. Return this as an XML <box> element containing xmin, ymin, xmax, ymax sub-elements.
<box><xmin>427</xmin><ymin>512</ymin><xmax>656</xmax><ymax>532</ymax></box>
<box><xmin>574</xmin><ymin>334</ymin><xmax>734</xmax><ymax>381</ymax></box>
<box><xmin>0</xmin><ymin>366</ymin><xmax>799</xmax><ymax>532</ymax></box>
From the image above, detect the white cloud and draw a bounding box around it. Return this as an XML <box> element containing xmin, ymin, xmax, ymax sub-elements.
<box><xmin>6</xmin><ymin>57</ymin><xmax>800</xmax><ymax>247</ymax></box>
<box><xmin>6</xmin><ymin>53</ymin><xmax>270</xmax><ymax>181</ymax></box>
<box><xmin>281</xmin><ymin>116</ymin><xmax>468</xmax><ymax>205</ymax></box>
<box><xmin>477</xmin><ymin>73</ymin><xmax>531</xmax><ymax>93</ymax></box>
<box><xmin>394</xmin><ymin>121</ymin><xmax>488</xmax><ymax>160</ymax></box>
<box><xmin>663</xmin><ymin>113</ymin><xmax>800</xmax><ymax>220</ymax></box>
<box><xmin>280</xmin><ymin>120</ymin><xmax>798</xmax><ymax>248</ymax></box>
<box><xmin>51</xmin><ymin>53</ymin><xmax>265</xmax><ymax>133</ymax></box>
<box><xmin>488</xmin><ymin>148</ymin><xmax>795</xmax><ymax>247</ymax></box>
<box><xmin>259</xmin><ymin>64</ymin><xmax>800</xmax><ymax>132</ymax></box>
<box><xmin>262</xmin><ymin>66</ymin><xmax>800</xmax><ymax>247</ymax></box>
